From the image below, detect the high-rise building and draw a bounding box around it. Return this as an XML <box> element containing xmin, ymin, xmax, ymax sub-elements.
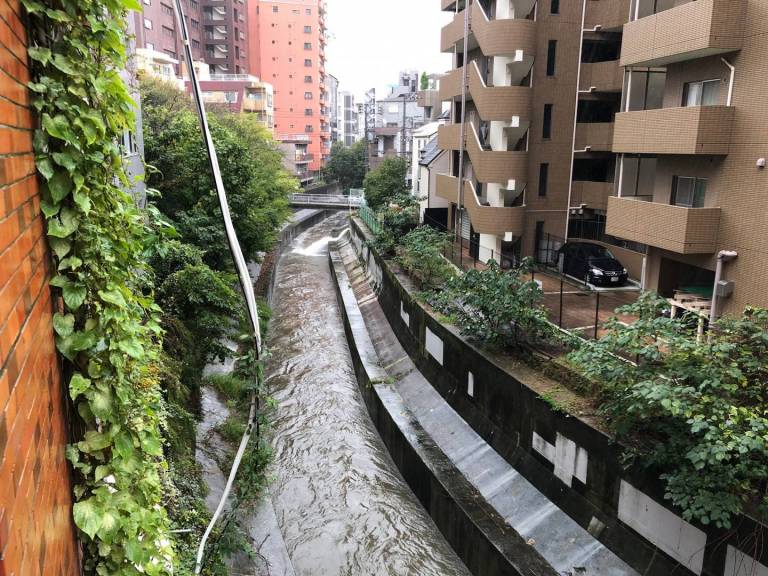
<box><xmin>247</xmin><ymin>0</ymin><xmax>329</xmax><ymax>178</ymax></box>
<box><xmin>434</xmin><ymin>0</ymin><xmax>767</xmax><ymax>317</ymax></box>
<box><xmin>133</xmin><ymin>0</ymin><xmax>248</xmax><ymax>75</ymax></box>
<box><xmin>339</xmin><ymin>91</ymin><xmax>359</xmax><ymax>147</ymax></box>
<box><xmin>327</xmin><ymin>74</ymin><xmax>340</xmax><ymax>143</ymax></box>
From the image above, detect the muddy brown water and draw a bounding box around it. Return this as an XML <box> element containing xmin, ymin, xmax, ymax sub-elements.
<box><xmin>264</xmin><ymin>212</ymin><xmax>470</xmax><ymax>576</ymax></box>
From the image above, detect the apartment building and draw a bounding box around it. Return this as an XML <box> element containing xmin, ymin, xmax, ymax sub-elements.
<box><xmin>339</xmin><ymin>91</ymin><xmax>359</xmax><ymax>147</ymax></box>
<box><xmin>327</xmin><ymin>73</ymin><xmax>340</xmax><ymax>143</ymax></box>
<box><xmin>133</xmin><ymin>0</ymin><xmax>248</xmax><ymax>75</ymax></box>
<box><xmin>435</xmin><ymin>0</ymin><xmax>765</xmax><ymax>316</ymax></box>
<box><xmin>247</xmin><ymin>0</ymin><xmax>329</xmax><ymax>177</ymax></box>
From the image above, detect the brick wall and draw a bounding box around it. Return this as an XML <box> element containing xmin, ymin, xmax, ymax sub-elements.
<box><xmin>0</xmin><ymin>1</ymin><xmax>81</xmax><ymax>574</ymax></box>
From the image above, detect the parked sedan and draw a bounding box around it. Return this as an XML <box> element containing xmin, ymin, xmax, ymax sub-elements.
<box><xmin>557</xmin><ymin>242</ymin><xmax>628</xmax><ymax>286</ymax></box>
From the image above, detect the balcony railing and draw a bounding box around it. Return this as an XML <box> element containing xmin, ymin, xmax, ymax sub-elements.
<box><xmin>439</xmin><ymin>67</ymin><xmax>463</xmax><ymax>101</ymax></box>
<box><xmin>613</xmin><ymin>106</ymin><xmax>734</xmax><ymax>155</ymax></box>
<box><xmin>436</xmin><ymin>174</ymin><xmax>526</xmax><ymax>237</ymax></box>
<box><xmin>441</xmin><ymin>9</ymin><xmax>467</xmax><ymax>53</ymax></box>
<box><xmin>585</xmin><ymin>0</ymin><xmax>630</xmax><ymax>31</ymax></box>
<box><xmin>576</xmin><ymin>122</ymin><xmax>615</xmax><ymax>152</ymax></box>
<box><xmin>468</xmin><ymin>61</ymin><xmax>531</xmax><ymax>122</ymax></box>
<box><xmin>570</xmin><ymin>181</ymin><xmax>614</xmax><ymax>211</ymax></box>
<box><xmin>620</xmin><ymin>0</ymin><xmax>746</xmax><ymax>67</ymax></box>
<box><xmin>605</xmin><ymin>196</ymin><xmax>721</xmax><ymax>253</ymax></box>
<box><xmin>579</xmin><ymin>61</ymin><xmax>624</xmax><ymax>93</ymax></box>
<box><xmin>471</xmin><ymin>2</ymin><xmax>536</xmax><ymax>57</ymax></box>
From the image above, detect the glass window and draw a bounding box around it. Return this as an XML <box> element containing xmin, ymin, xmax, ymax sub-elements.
<box><xmin>625</xmin><ymin>70</ymin><xmax>666</xmax><ymax>111</ymax></box>
<box><xmin>304</xmin><ymin>42</ymin><xmax>312</xmax><ymax>50</ymax></box>
<box><xmin>304</xmin><ymin>25</ymin><xmax>312</xmax><ymax>33</ymax></box>
<box><xmin>272</xmin><ymin>5</ymin><xmax>278</xmax><ymax>12</ymax></box>
<box><xmin>304</xmin><ymin>59</ymin><xmax>312</xmax><ymax>66</ymax></box>
<box><xmin>538</xmin><ymin>163</ymin><xmax>549</xmax><ymax>197</ymax></box>
<box><xmin>683</xmin><ymin>80</ymin><xmax>721</xmax><ymax>107</ymax></box>
<box><xmin>621</xmin><ymin>155</ymin><xmax>657</xmax><ymax>198</ymax></box>
<box><xmin>546</xmin><ymin>40</ymin><xmax>557</xmax><ymax>76</ymax></box>
<box><xmin>551</xmin><ymin>0</ymin><xmax>559</xmax><ymax>13</ymax></box>
<box><xmin>144</xmin><ymin>17</ymin><xmax>153</xmax><ymax>29</ymax></box>
<box><xmin>672</xmin><ymin>176</ymin><xmax>707</xmax><ymax>208</ymax></box>
<box><xmin>542</xmin><ymin>104</ymin><xmax>553</xmax><ymax>139</ymax></box>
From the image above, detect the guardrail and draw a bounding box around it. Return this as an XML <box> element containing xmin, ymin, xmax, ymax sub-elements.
<box><xmin>289</xmin><ymin>193</ymin><xmax>364</xmax><ymax>207</ymax></box>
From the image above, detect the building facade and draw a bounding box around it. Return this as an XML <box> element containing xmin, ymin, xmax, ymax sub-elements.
<box><xmin>247</xmin><ymin>0</ymin><xmax>329</xmax><ymax>177</ymax></box>
<box><xmin>133</xmin><ymin>0</ymin><xmax>249</xmax><ymax>75</ymax></box>
<box><xmin>339</xmin><ymin>91</ymin><xmax>359</xmax><ymax>146</ymax></box>
<box><xmin>327</xmin><ymin>73</ymin><xmax>340</xmax><ymax>143</ymax></box>
<box><xmin>435</xmin><ymin>0</ymin><xmax>766</xmax><ymax>316</ymax></box>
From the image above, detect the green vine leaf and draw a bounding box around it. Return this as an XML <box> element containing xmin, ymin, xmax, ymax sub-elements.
<box><xmin>69</xmin><ymin>373</ymin><xmax>91</xmax><ymax>400</ymax></box>
<box><xmin>53</xmin><ymin>312</ymin><xmax>75</xmax><ymax>336</ymax></box>
<box><xmin>73</xmin><ymin>499</ymin><xmax>102</xmax><ymax>540</ymax></box>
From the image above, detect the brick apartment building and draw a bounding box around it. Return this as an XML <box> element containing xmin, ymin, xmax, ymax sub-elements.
<box><xmin>434</xmin><ymin>0</ymin><xmax>767</xmax><ymax>317</ymax></box>
<box><xmin>133</xmin><ymin>0</ymin><xmax>249</xmax><ymax>75</ymax></box>
<box><xmin>247</xmin><ymin>0</ymin><xmax>329</xmax><ymax>178</ymax></box>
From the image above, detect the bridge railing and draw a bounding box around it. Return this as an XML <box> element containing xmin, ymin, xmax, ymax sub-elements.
<box><xmin>290</xmin><ymin>193</ymin><xmax>365</xmax><ymax>207</ymax></box>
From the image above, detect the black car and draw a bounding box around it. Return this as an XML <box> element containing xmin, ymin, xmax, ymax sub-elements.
<box><xmin>557</xmin><ymin>242</ymin><xmax>628</xmax><ymax>286</ymax></box>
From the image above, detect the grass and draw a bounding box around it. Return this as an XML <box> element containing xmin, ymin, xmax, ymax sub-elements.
<box><xmin>205</xmin><ymin>373</ymin><xmax>250</xmax><ymax>401</ymax></box>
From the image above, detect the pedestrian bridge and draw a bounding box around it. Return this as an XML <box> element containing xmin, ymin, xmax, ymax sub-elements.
<box><xmin>289</xmin><ymin>193</ymin><xmax>364</xmax><ymax>209</ymax></box>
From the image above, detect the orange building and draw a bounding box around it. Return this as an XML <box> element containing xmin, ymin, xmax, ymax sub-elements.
<box><xmin>247</xmin><ymin>0</ymin><xmax>328</xmax><ymax>178</ymax></box>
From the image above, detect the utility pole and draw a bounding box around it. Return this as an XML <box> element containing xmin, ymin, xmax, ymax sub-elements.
<box><xmin>401</xmin><ymin>94</ymin><xmax>407</xmax><ymax>159</ymax></box>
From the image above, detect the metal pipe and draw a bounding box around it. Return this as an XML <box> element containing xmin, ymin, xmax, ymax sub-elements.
<box><xmin>172</xmin><ymin>2</ymin><xmax>263</xmax><ymax>574</ymax></box>
<box><xmin>710</xmin><ymin>250</ymin><xmax>737</xmax><ymax>325</ymax></box>
<box><xmin>456</xmin><ymin>2</ymin><xmax>470</xmax><ymax>244</ymax></box>
<box><xmin>721</xmin><ymin>57</ymin><xmax>735</xmax><ymax>106</ymax></box>
<box><xmin>565</xmin><ymin>0</ymin><xmax>589</xmax><ymax>239</ymax></box>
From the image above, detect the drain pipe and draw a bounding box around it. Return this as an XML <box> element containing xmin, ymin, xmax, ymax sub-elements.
<box><xmin>173</xmin><ymin>2</ymin><xmax>263</xmax><ymax>574</ymax></box>
<box><xmin>709</xmin><ymin>250</ymin><xmax>737</xmax><ymax>326</ymax></box>
<box><xmin>456</xmin><ymin>3</ymin><xmax>470</xmax><ymax>244</ymax></box>
<box><xmin>564</xmin><ymin>0</ymin><xmax>589</xmax><ymax>239</ymax></box>
<box><xmin>721</xmin><ymin>57</ymin><xmax>735</xmax><ymax>106</ymax></box>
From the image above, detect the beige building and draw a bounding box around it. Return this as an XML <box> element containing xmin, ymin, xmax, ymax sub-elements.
<box><xmin>435</xmin><ymin>0</ymin><xmax>767</xmax><ymax>317</ymax></box>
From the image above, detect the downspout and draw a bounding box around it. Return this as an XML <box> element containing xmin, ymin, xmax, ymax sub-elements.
<box><xmin>721</xmin><ymin>57</ymin><xmax>735</xmax><ymax>106</ymax></box>
<box><xmin>565</xmin><ymin>0</ymin><xmax>588</xmax><ymax>239</ymax></box>
<box><xmin>710</xmin><ymin>250</ymin><xmax>738</xmax><ymax>326</ymax></box>
<box><xmin>456</xmin><ymin>3</ymin><xmax>470</xmax><ymax>242</ymax></box>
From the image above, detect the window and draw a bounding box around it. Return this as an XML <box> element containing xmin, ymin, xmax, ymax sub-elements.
<box><xmin>272</xmin><ymin>5</ymin><xmax>278</xmax><ymax>11</ymax></box>
<box><xmin>191</xmin><ymin>19</ymin><xmax>199</xmax><ymax>29</ymax></box>
<box><xmin>161</xmin><ymin>3</ymin><xmax>173</xmax><ymax>15</ymax></box>
<box><xmin>682</xmin><ymin>80</ymin><xmax>721</xmax><ymax>107</ymax></box>
<box><xmin>304</xmin><ymin>59</ymin><xmax>312</xmax><ymax>67</ymax></box>
<box><xmin>624</xmin><ymin>70</ymin><xmax>666</xmax><ymax>111</ymax></box>
<box><xmin>620</xmin><ymin>155</ymin><xmax>657</xmax><ymax>198</ymax></box>
<box><xmin>191</xmin><ymin>39</ymin><xmax>200</xmax><ymax>49</ymax></box>
<box><xmin>306</xmin><ymin>125</ymin><xmax>314</xmax><ymax>132</ymax></box>
<box><xmin>304</xmin><ymin>25</ymin><xmax>312</xmax><ymax>33</ymax></box>
<box><xmin>162</xmin><ymin>25</ymin><xmax>175</xmax><ymax>38</ymax></box>
<box><xmin>304</xmin><ymin>92</ymin><xmax>313</xmax><ymax>100</ymax></box>
<box><xmin>304</xmin><ymin>75</ymin><xmax>313</xmax><ymax>83</ymax></box>
<box><xmin>542</xmin><ymin>104</ymin><xmax>553</xmax><ymax>139</ymax></box>
<box><xmin>672</xmin><ymin>176</ymin><xmax>707</xmax><ymax>208</ymax></box>
<box><xmin>144</xmin><ymin>17</ymin><xmax>153</xmax><ymax>29</ymax></box>
<box><xmin>293</xmin><ymin>9</ymin><xmax>300</xmax><ymax>14</ymax></box>
<box><xmin>546</xmin><ymin>40</ymin><xmax>557</xmax><ymax>76</ymax></box>
<box><xmin>304</xmin><ymin>42</ymin><xmax>312</xmax><ymax>50</ymax></box>
<box><xmin>146</xmin><ymin>42</ymin><xmax>154</xmax><ymax>50</ymax></box>
<box><xmin>306</xmin><ymin>8</ymin><xmax>311</xmax><ymax>14</ymax></box>
<box><xmin>538</xmin><ymin>163</ymin><xmax>549</xmax><ymax>197</ymax></box>
<box><xmin>305</xmin><ymin>108</ymin><xmax>313</xmax><ymax>116</ymax></box>
<box><xmin>551</xmin><ymin>0</ymin><xmax>559</xmax><ymax>13</ymax></box>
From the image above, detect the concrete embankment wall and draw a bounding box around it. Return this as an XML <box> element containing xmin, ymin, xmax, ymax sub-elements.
<box><xmin>328</xmin><ymin>240</ymin><xmax>559</xmax><ymax>576</ymax></box>
<box><xmin>347</xmin><ymin>217</ymin><xmax>767</xmax><ymax>576</ymax></box>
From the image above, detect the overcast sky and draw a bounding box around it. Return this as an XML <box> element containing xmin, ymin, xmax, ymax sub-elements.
<box><xmin>324</xmin><ymin>0</ymin><xmax>453</xmax><ymax>100</ymax></box>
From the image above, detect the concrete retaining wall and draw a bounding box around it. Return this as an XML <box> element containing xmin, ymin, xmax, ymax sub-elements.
<box><xmin>348</xmin><ymin>217</ymin><xmax>767</xmax><ymax>576</ymax></box>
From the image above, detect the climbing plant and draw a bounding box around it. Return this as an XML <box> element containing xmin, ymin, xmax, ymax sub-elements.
<box><xmin>23</xmin><ymin>0</ymin><xmax>174</xmax><ymax>573</ymax></box>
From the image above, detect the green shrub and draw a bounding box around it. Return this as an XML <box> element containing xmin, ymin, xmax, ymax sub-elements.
<box><xmin>363</xmin><ymin>157</ymin><xmax>409</xmax><ymax>210</ymax></box>
<box><xmin>396</xmin><ymin>226</ymin><xmax>455</xmax><ymax>290</ymax></box>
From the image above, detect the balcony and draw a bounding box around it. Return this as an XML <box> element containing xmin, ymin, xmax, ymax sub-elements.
<box><xmin>439</xmin><ymin>67</ymin><xmax>463</xmax><ymax>101</ymax></box>
<box><xmin>620</xmin><ymin>0</ymin><xmax>746</xmax><ymax>67</ymax></box>
<box><xmin>612</xmin><ymin>106</ymin><xmax>734</xmax><ymax>155</ymax></box>
<box><xmin>576</xmin><ymin>122</ymin><xmax>614</xmax><ymax>152</ymax></box>
<box><xmin>471</xmin><ymin>2</ymin><xmax>536</xmax><ymax>57</ymax></box>
<box><xmin>441</xmin><ymin>9</ymin><xmax>467</xmax><ymax>53</ymax></box>
<box><xmin>606</xmin><ymin>196</ymin><xmax>720</xmax><ymax>253</ymax></box>
<box><xmin>571</xmin><ymin>181</ymin><xmax>613</xmax><ymax>211</ymax></box>
<box><xmin>579</xmin><ymin>61</ymin><xmax>623</xmax><ymax>93</ymax></box>
<box><xmin>438</xmin><ymin>123</ymin><xmax>527</xmax><ymax>185</ymax></box>
<box><xmin>436</xmin><ymin>175</ymin><xmax>526</xmax><ymax>236</ymax></box>
<box><xmin>469</xmin><ymin>62</ymin><xmax>531</xmax><ymax>123</ymax></box>
<box><xmin>585</xmin><ymin>0</ymin><xmax>630</xmax><ymax>31</ymax></box>
<box><xmin>417</xmin><ymin>89</ymin><xmax>440</xmax><ymax>110</ymax></box>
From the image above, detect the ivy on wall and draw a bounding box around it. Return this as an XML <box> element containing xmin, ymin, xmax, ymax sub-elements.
<box><xmin>22</xmin><ymin>0</ymin><xmax>174</xmax><ymax>573</ymax></box>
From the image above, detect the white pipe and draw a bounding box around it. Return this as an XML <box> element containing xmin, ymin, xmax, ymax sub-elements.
<box><xmin>456</xmin><ymin>3</ymin><xmax>470</xmax><ymax>240</ymax></box>
<box><xmin>710</xmin><ymin>250</ymin><xmax>737</xmax><ymax>325</ymax></box>
<box><xmin>565</xmin><ymin>0</ymin><xmax>588</xmax><ymax>239</ymax></box>
<box><xmin>173</xmin><ymin>3</ymin><xmax>264</xmax><ymax>574</ymax></box>
<box><xmin>721</xmin><ymin>57</ymin><xmax>735</xmax><ymax>106</ymax></box>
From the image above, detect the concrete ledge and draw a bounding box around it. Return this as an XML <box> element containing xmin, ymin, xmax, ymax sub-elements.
<box><xmin>328</xmin><ymin>240</ymin><xmax>558</xmax><ymax>576</ymax></box>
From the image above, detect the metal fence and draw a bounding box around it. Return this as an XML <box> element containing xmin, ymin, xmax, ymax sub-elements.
<box><xmin>289</xmin><ymin>193</ymin><xmax>364</xmax><ymax>207</ymax></box>
<box><xmin>357</xmin><ymin>205</ymin><xmax>381</xmax><ymax>235</ymax></box>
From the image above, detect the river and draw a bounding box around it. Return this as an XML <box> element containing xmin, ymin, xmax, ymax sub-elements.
<box><xmin>263</xmin><ymin>212</ymin><xmax>470</xmax><ymax>576</ymax></box>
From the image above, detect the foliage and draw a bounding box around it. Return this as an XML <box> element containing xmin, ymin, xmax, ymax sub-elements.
<box><xmin>23</xmin><ymin>0</ymin><xmax>174</xmax><ymax>572</ymax></box>
<box><xmin>433</xmin><ymin>258</ymin><xmax>554</xmax><ymax>347</ymax></box>
<box><xmin>323</xmin><ymin>140</ymin><xmax>367</xmax><ymax>192</ymax></box>
<box><xmin>363</xmin><ymin>157</ymin><xmax>409</xmax><ymax>210</ymax></box>
<box><xmin>205</xmin><ymin>373</ymin><xmax>251</xmax><ymax>402</ymax></box>
<box><xmin>568</xmin><ymin>292</ymin><xmax>768</xmax><ymax>529</ymax></box>
<box><xmin>142</xmin><ymin>81</ymin><xmax>294</xmax><ymax>270</ymax></box>
<box><xmin>396</xmin><ymin>226</ymin><xmax>455</xmax><ymax>290</ymax></box>
<box><xmin>420</xmin><ymin>72</ymin><xmax>430</xmax><ymax>91</ymax></box>
<box><xmin>369</xmin><ymin>193</ymin><xmax>418</xmax><ymax>256</ymax></box>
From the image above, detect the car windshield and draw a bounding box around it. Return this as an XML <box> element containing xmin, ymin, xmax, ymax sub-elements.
<box><xmin>582</xmin><ymin>245</ymin><xmax>614</xmax><ymax>260</ymax></box>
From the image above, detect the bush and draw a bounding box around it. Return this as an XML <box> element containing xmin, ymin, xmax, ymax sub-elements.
<box><xmin>568</xmin><ymin>292</ymin><xmax>768</xmax><ymax>529</ymax></box>
<box><xmin>434</xmin><ymin>258</ymin><xmax>554</xmax><ymax>347</ymax></box>
<box><xmin>363</xmin><ymin>157</ymin><xmax>409</xmax><ymax>210</ymax></box>
<box><xmin>396</xmin><ymin>226</ymin><xmax>455</xmax><ymax>290</ymax></box>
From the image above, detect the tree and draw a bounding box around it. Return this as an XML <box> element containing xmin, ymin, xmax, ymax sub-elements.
<box><xmin>420</xmin><ymin>72</ymin><xmax>430</xmax><ymax>91</ymax></box>
<box><xmin>142</xmin><ymin>80</ymin><xmax>294</xmax><ymax>270</ymax></box>
<box><xmin>323</xmin><ymin>140</ymin><xmax>366</xmax><ymax>191</ymax></box>
<box><xmin>568</xmin><ymin>292</ymin><xmax>768</xmax><ymax>529</ymax></box>
<box><xmin>363</xmin><ymin>157</ymin><xmax>409</xmax><ymax>210</ymax></box>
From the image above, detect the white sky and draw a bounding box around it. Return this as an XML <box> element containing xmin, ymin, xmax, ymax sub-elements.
<box><xmin>324</xmin><ymin>0</ymin><xmax>453</xmax><ymax>100</ymax></box>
